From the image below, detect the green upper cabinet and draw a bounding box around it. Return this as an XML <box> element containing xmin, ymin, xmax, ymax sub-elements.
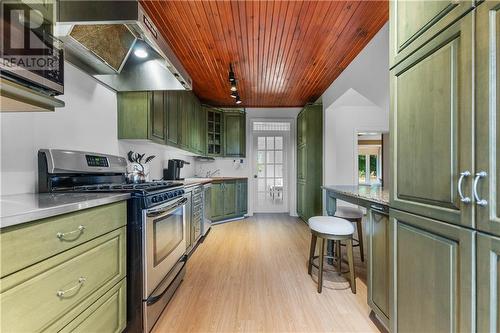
<box><xmin>178</xmin><ymin>91</ymin><xmax>190</xmax><ymax>150</ymax></box>
<box><xmin>206</xmin><ymin>107</ymin><xmax>224</xmax><ymax>157</ymax></box>
<box><xmin>390</xmin><ymin>0</ymin><xmax>474</xmax><ymax>68</ymax></box>
<box><xmin>224</xmin><ymin>110</ymin><xmax>246</xmax><ymax>157</ymax></box>
<box><xmin>165</xmin><ymin>91</ymin><xmax>180</xmax><ymax>147</ymax></box>
<box><xmin>296</xmin><ymin>104</ymin><xmax>322</xmax><ymax>222</ymax></box>
<box><xmin>390</xmin><ymin>12</ymin><xmax>474</xmax><ymax>227</ymax></box>
<box><xmin>477</xmin><ymin>232</ymin><xmax>500</xmax><ymax>333</ymax></box>
<box><xmin>476</xmin><ymin>1</ymin><xmax>500</xmax><ymax>237</ymax></box>
<box><xmin>390</xmin><ymin>209</ymin><xmax>475</xmax><ymax>333</ymax></box>
<box><xmin>150</xmin><ymin>91</ymin><xmax>166</xmax><ymax>143</ymax></box>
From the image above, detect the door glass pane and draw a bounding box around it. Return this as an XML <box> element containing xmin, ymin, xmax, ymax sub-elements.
<box><xmin>275</xmin><ymin>150</ymin><xmax>283</xmax><ymax>163</ymax></box>
<box><xmin>266</xmin><ymin>178</ymin><xmax>275</xmax><ymax>189</ymax></box>
<box><xmin>275</xmin><ymin>164</ymin><xmax>283</xmax><ymax>178</ymax></box>
<box><xmin>258</xmin><ymin>137</ymin><xmax>266</xmax><ymax>149</ymax></box>
<box><xmin>266</xmin><ymin>151</ymin><xmax>274</xmax><ymax>163</ymax></box>
<box><xmin>257</xmin><ymin>164</ymin><xmax>265</xmax><ymax>178</ymax></box>
<box><xmin>275</xmin><ymin>136</ymin><xmax>283</xmax><ymax>149</ymax></box>
<box><xmin>358</xmin><ymin>155</ymin><xmax>366</xmax><ymax>183</ymax></box>
<box><xmin>266</xmin><ymin>165</ymin><xmax>275</xmax><ymax>178</ymax></box>
<box><xmin>266</xmin><ymin>137</ymin><xmax>274</xmax><ymax>150</ymax></box>
<box><xmin>370</xmin><ymin>155</ymin><xmax>378</xmax><ymax>183</ymax></box>
<box><xmin>257</xmin><ymin>151</ymin><xmax>265</xmax><ymax>164</ymax></box>
<box><xmin>258</xmin><ymin>179</ymin><xmax>265</xmax><ymax>191</ymax></box>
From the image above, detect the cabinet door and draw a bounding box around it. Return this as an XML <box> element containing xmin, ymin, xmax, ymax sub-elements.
<box><xmin>389</xmin><ymin>209</ymin><xmax>474</xmax><ymax>333</ymax></box>
<box><xmin>150</xmin><ymin>91</ymin><xmax>165</xmax><ymax>143</ymax></box>
<box><xmin>390</xmin><ymin>13</ymin><xmax>474</xmax><ymax>227</ymax></box>
<box><xmin>297</xmin><ymin>145</ymin><xmax>306</xmax><ymax>181</ymax></box>
<box><xmin>476</xmin><ymin>1</ymin><xmax>500</xmax><ymax>237</ymax></box>
<box><xmin>210</xmin><ymin>183</ymin><xmax>224</xmax><ymax>221</ymax></box>
<box><xmin>166</xmin><ymin>91</ymin><xmax>179</xmax><ymax>146</ymax></box>
<box><xmin>390</xmin><ymin>0</ymin><xmax>473</xmax><ymax>67</ymax></box>
<box><xmin>368</xmin><ymin>208</ymin><xmax>390</xmax><ymax>327</ymax></box>
<box><xmin>224</xmin><ymin>112</ymin><xmax>245</xmax><ymax>157</ymax></box>
<box><xmin>297</xmin><ymin>111</ymin><xmax>305</xmax><ymax>146</ymax></box>
<box><xmin>117</xmin><ymin>91</ymin><xmax>150</xmax><ymax>139</ymax></box>
<box><xmin>237</xmin><ymin>180</ymin><xmax>248</xmax><ymax>215</ymax></box>
<box><xmin>198</xmin><ymin>104</ymin><xmax>206</xmax><ymax>155</ymax></box>
<box><xmin>297</xmin><ymin>180</ymin><xmax>305</xmax><ymax>219</ymax></box>
<box><xmin>477</xmin><ymin>232</ymin><xmax>500</xmax><ymax>332</ymax></box>
<box><xmin>178</xmin><ymin>92</ymin><xmax>190</xmax><ymax>149</ymax></box>
<box><xmin>223</xmin><ymin>181</ymin><xmax>237</xmax><ymax>217</ymax></box>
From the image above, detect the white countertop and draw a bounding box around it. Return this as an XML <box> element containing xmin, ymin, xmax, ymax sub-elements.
<box><xmin>0</xmin><ymin>192</ymin><xmax>131</xmax><ymax>229</ymax></box>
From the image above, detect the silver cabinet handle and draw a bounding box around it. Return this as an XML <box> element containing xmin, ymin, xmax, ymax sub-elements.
<box><xmin>473</xmin><ymin>171</ymin><xmax>488</xmax><ymax>206</ymax></box>
<box><xmin>458</xmin><ymin>171</ymin><xmax>471</xmax><ymax>203</ymax></box>
<box><xmin>56</xmin><ymin>277</ymin><xmax>86</xmax><ymax>298</ymax></box>
<box><xmin>56</xmin><ymin>225</ymin><xmax>85</xmax><ymax>240</ymax></box>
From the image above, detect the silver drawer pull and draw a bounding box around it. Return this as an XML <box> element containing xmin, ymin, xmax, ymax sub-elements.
<box><xmin>458</xmin><ymin>171</ymin><xmax>471</xmax><ymax>203</ymax></box>
<box><xmin>56</xmin><ymin>277</ymin><xmax>86</xmax><ymax>298</ymax></box>
<box><xmin>473</xmin><ymin>171</ymin><xmax>488</xmax><ymax>207</ymax></box>
<box><xmin>56</xmin><ymin>225</ymin><xmax>85</xmax><ymax>240</ymax></box>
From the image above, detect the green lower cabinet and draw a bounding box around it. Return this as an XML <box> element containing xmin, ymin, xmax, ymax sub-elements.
<box><xmin>223</xmin><ymin>181</ymin><xmax>237</xmax><ymax>217</ymax></box>
<box><xmin>237</xmin><ymin>179</ymin><xmax>248</xmax><ymax>215</ymax></box>
<box><xmin>210</xmin><ymin>179</ymin><xmax>247</xmax><ymax>222</ymax></box>
<box><xmin>367</xmin><ymin>207</ymin><xmax>390</xmax><ymax>328</ymax></box>
<box><xmin>390</xmin><ymin>209</ymin><xmax>475</xmax><ymax>333</ymax></box>
<box><xmin>477</xmin><ymin>232</ymin><xmax>500</xmax><ymax>332</ymax></box>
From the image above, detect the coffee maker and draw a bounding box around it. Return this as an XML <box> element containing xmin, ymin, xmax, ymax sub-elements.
<box><xmin>163</xmin><ymin>159</ymin><xmax>190</xmax><ymax>180</ymax></box>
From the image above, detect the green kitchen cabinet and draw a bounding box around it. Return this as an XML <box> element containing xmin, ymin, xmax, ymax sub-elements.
<box><xmin>210</xmin><ymin>179</ymin><xmax>248</xmax><ymax>222</ymax></box>
<box><xmin>166</xmin><ymin>91</ymin><xmax>180</xmax><ymax>147</ymax></box>
<box><xmin>390</xmin><ymin>12</ymin><xmax>474</xmax><ymax>227</ymax></box>
<box><xmin>367</xmin><ymin>205</ymin><xmax>390</xmax><ymax>328</ymax></box>
<box><xmin>296</xmin><ymin>103</ymin><xmax>323</xmax><ymax>222</ymax></box>
<box><xmin>224</xmin><ymin>110</ymin><xmax>246</xmax><ymax>157</ymax></box>
<box><xmin>477</xmin><ymin>232</ymin><xmax>500</xmax><ymax>332</ymax></box>
<box><xmin>389</xmin><ymin>208</ymin><xmax>475</xmax><ymax>333</ymax></box>
<box><xmin>210</xmin><ymin>182</ymin><xmax>225</xmax><ymax>221</ymax></box>
<box><xmin>118</xmin><ymin>91</ymin><xmax>165</xmax><ymax>144</ymax></box>
<box><xmin>389</xmin><ymin>0</ymin><xmax>474</xmax><ymax>68</ymax></box>
<box><xmin>223</xmin><ymin>181</ymin><xmax>237</xmax><ymax>217</ymax></box>
<box><xmin>178</xmin><ymin>91</ymin><xmax>190</xmax><ymax>150</ymax></box>
<box><xmin>476</xmin><ymin>1</ymin><xmax>500</xmax><ymax>237</ymax></box>
<box><xmin>206</xmin><ymin>107</ymin><xmax>224</xmax><ymax>156</ymax></box>
<box><xmin>237</xmin><ymin>179</ymin><xmax>248</xmax><ymax>215</ymax></box>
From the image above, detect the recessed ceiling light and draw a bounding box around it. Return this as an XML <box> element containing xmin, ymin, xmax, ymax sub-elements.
<box><xmin>134</xmin><ymin>48</ymin><xmax>148</xmax><ymax>58</ymax></box>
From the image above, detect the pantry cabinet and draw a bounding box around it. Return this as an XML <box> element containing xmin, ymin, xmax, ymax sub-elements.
<box><xmin>390</xmin><ymin>0</ymin><xmax>474</xmax><ymax>67</ymax></box>
<box><xmin>296</xmin><ymin>103</ymin><xmax>322</xmax><ymax>222</ymax></box>
<box><xmin>475</xmin><ymin>1</ymin><xmax>500</xmax><ymax>237</ymax></box>
<box><xmin>389</xmin><ymin>209</ymin><xmax>475</xmax><ymax>333</ymax></box>
<box><xmin>390</xmin><ymin>12</ymin><xmax>474</xmax><ymax>227</ymax></box>
<box><xmin>477</xmin><ymin>232</ymin><xmax>500</xmax><ymax>332</ymax></box>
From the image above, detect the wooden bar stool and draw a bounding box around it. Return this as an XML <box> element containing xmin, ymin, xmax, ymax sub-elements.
<box><xmin>307</xmin><ymin>216</ymin><xmax>356</xmax><ymax>294</ymax></box>
<box><xmin>335</xmin><ymin>206</ymin><xmax>364</xmax><ymax>261</ymax></box>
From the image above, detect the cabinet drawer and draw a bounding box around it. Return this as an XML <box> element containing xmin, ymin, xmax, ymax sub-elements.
<box><xmin>0</xmin><ymin>201</ymin><xmax>126</xmax><ymax>278</ymax></box>
<box><xmin>0</xmin><ymin>227</ymin><xmax>126</xmax><ymax>333</ymax></box>
<box><xmin>60</xmin><ymin>279</ymin><xmax>126</xmax><ymax>333</ymax></box>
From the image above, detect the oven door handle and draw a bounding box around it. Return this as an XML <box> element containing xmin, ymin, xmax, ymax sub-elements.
<box><xmin>146</xmin><ymin>255</ymin><xmax>188</xmax><ymax>306</ymax></box>
<box><xmin>146</xmin><ymin>197</ymin><xmax>188</xmax><ymax>217</ymax></box>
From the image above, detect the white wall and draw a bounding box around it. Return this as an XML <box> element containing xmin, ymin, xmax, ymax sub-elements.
<box><xmin>321</xmin><ymin>23</ymin><xmax>389</xmax><ymax>190</ymax></box>
<box><xmin>0</xmin><ymin>62</ymin><xmax>194</xmax><ymax>195</ymax></box>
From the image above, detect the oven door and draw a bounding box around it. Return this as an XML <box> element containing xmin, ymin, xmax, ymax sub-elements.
<box><xmin>143</xmin><ymin>197</ymin><xmax>187</xmax><ymax>298</ymax></box>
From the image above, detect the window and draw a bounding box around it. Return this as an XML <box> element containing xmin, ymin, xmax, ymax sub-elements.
<box><xmin>253</xmin><ymin>121</ymin><xmax>290</xmax><ymax>131</ymax></box>
<box><xmin>358</xmin><ymin>141</ymin><xmax>382</xmax><ymax>185</ymax></box>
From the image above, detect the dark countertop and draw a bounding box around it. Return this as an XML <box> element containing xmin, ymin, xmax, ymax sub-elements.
<box><xmin>322</xmin><ymin>185</ymin><xmax>390</xmax><ymax>206</ymax></box>
<box><xmin>0</xmin><ymin>192</ymin><xmax>131</xmax><ymax>229</ymax></box>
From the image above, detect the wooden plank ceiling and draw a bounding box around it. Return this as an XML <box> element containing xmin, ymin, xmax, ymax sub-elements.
<box><xmin>140</xmin><ymin>0</ymin><xmax>388</xmax><ymax>107</ymax></box>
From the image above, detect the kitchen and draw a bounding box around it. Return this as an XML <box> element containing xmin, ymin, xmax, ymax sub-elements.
<box><xmin>0</xmin><ymin>0</ymin><xmax>498</xmax><ymax>332</ymax></box>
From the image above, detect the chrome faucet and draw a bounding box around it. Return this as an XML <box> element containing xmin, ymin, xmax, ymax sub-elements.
<box><xmin>206</xmin><ymin>169</ymin><xmax>221</xmax><ymax>177</ymax></box>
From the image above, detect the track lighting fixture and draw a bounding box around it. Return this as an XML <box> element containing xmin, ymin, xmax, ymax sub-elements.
<box><xmin>231</xmin><ymin>91</ymin><xmax>238</xmax><ymax>98</ymax></box>
<box><xmin>229</xmin><ymin>63</ymin><xmax>242</xmax><ymax>105</ymax></box>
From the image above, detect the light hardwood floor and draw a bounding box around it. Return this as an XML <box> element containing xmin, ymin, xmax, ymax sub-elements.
<box><xmin>152</xmin><ymin>214</ymin><xmax>379</xmax><ymax>333</ymax></box>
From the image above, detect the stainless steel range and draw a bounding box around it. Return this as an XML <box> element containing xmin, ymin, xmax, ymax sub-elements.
<box><xmin>38</xmin><ymin>149</ymin><xmax>188</xmax><ymax>332</ymax></box>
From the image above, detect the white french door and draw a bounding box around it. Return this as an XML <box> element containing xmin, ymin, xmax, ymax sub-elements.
<box><xmin>253</xmin><ymin>130</ymin><xmax>289</xmax><ymax>213</ymax></box>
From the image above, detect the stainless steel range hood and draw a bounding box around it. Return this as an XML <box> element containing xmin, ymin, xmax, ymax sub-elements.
<box><xmin>55</xmin><ymin>0</ymin><xmax>191</xmax><ymax>91</ymax></box>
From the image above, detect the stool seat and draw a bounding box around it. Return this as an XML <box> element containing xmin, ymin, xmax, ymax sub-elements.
<box><xmin>335</xmin><ymin>206</ymin><xmax>363</xmax><ymax>219</ymax></box>
<box><xmin>308</xmin><ymin>216</ymin><xmax>355</xmax><ymax>236</ymax></box>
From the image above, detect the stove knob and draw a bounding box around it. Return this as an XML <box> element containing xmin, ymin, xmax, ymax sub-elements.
<box><xmin>163</xmin><ymin>194</ymin><xmax>169</xmax><ymax>200</ymax></box>
<box><xmin>151</xmin><ymin>196</ymin><xmax>158</xmax><ymax>203</ymax></box>
<box><xmin>167</xmin><ymin>192</ymin><xmax>173</xmax><ymax>198</ymax></box>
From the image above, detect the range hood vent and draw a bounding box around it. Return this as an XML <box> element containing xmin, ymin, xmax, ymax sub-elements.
<box><xmin>55</xmin><ymin>1</ymin><xmax>192</xmax><ymax>91</ymax></box>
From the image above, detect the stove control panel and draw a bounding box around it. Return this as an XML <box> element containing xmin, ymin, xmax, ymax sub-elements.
<box><xmin>147</xmin><ymin>189</ymin><xmax>185</xmax><ymax>206</ymax></box>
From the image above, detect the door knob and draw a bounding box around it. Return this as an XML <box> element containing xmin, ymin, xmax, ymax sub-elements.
<box><xmin>253</xmin><ymin>175</ymin><xmax>257</xmax><ymax>178</ymax></box>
